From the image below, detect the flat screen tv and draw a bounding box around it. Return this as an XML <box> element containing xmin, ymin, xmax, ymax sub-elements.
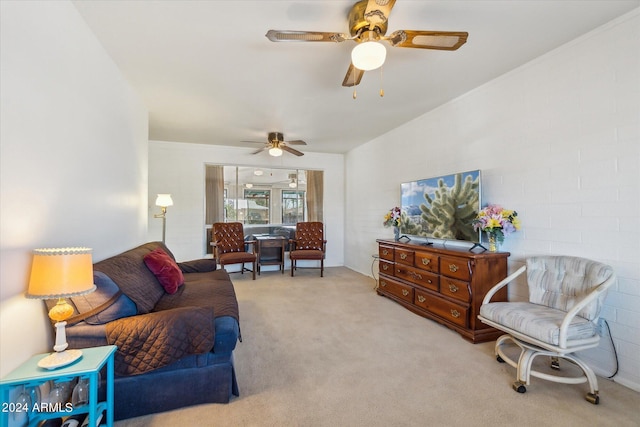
<box><xmin>400</xmin><ymin>170</ymin><xmax>481</xmax><ymax>243</ymax></box>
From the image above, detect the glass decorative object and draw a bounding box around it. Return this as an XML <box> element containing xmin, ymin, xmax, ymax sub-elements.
<box><xmin>487</xmin><ymin>232</ymin><xmax>499</xmax><ymax>252</ymax></box>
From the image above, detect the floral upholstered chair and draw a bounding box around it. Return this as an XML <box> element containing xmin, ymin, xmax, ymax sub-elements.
<box><xmin>478</xmin><ymin>256</ymin><xmax>615</xmax><ymax>404</ymax></box>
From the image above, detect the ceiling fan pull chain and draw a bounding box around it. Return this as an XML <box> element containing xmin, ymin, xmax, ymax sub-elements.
<box><xmin>352</xmin><ymin>68</ymin><xmax>357</xmax><ymax>99</ymax></box>
<box><xmin>379</xmin><ymin>65</ymin><xmax>384</xmax><ymax>97</ymax></box>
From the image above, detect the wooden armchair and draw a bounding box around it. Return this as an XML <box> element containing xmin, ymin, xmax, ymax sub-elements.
<box><xmin>212</xmin><ymin>222</ymin><xmax>257</xmax><ymax>280</ymax></box>
<box><xmin>289</xmin><ymin>222</ymin><xmax>326</xmax><ymax>277</ymax></box>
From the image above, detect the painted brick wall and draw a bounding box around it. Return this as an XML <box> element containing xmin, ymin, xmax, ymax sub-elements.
<box><xmin>345</xmin><ymin>10</ymin><xmax>639</xmax><ymax>390</ymax></box>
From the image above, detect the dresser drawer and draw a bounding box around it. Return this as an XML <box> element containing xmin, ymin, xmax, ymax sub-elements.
<box><xmin>440</xmin><ymin>277</ymin><xmax>471</xmax><ymax>303</ymax></box>
<box><xmin>440</xmin><ymin>256</ymin><xmax>471</xmax><ymax>281</ymax></box>
<box><xmin>415</xmin><ymin>289</ymin><xmax>468</xmax><ymax>328</ymax></box>
<box><xmin>379</xmin><ymin>259</ymin><xmax>394</xmax><ymax>276</ymax></box>
<box><xmin>414</xmin><ymin>251</ymin><xmax>439</xmax><ymax>273</ymax></box>
<box><xmin>394</xmin><ymin>248</ymin><xmax>414</xmax><ymax>266</ymax></box>
<box><xmin>379</xmin><ymin>245</ymin><xmax>394</xmax><ymax>261</ymax></box>
<box><xmin>379</xmin><ymin>276</ymin><xmax>413</xmax><ymax>303</ymax></box>
<box><xmin>395</xmin><ymin>264</ymin><xmax>439</xmax><ymax>291</ymax></box>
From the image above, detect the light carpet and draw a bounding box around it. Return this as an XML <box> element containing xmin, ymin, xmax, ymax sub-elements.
<box><xmin>115</xmin><ymin>267</ymin><xmax>639</xmax><ymax>427</ymax></box>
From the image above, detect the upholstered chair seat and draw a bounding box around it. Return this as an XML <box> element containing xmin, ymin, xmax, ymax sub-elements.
<box><xmin>479</xmin><ymin>302</ymin><xmax>597</xmax><ymax>346</ymax></box>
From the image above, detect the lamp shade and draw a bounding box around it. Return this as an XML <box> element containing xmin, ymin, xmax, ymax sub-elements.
<box><xmin>351</xmin><ymin>41</ymin><xmax>386</xmax><ymax>71</ymax></box>
<box><xmin>26</xmin><ymin>248</ymin><xmax>96</xmax><ymax>299</ymax></box>
<box><xmin>155</xmin><ymin>194</ymin><xmax>174</xmax><ymax>208</ymax></box>
<box><xmin>269</xmin><ymin>147</ymin><xmax>283</xmax><ymax>157</ymax></box>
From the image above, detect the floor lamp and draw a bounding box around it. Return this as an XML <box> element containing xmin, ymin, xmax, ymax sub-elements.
<box><xmin>154</xmin><ymin>194</ymin><xmax>173</xmax><ymax>243</ymax></box>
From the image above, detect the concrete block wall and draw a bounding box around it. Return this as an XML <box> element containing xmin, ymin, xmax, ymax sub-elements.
<box><xmin>345</xmin><ymin>9</ymin><xmax>639</xmax><ymax>390</ymax></box>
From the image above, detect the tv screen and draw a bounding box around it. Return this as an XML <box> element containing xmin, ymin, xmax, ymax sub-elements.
<box><xmin>400</xmin><ymin>170</ymin><xmax>481</xmax><ymax>243</ymax></box>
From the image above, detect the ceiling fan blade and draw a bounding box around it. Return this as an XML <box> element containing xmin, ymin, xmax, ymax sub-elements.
<box><xmin>281</xmin><ymin>145</ymin><xmax>305</xmax><ymax>157</ymax></box>
<box><xmin>364</xmin><ymin>0</ymin><xmax>397</xmax><ymax>30</ymax></box>
<box><xmin>386</xmin><ymin>30</ymin><xmax>468</xmax><ymax>50</ymax></box>
<box><xmin>252</xmin><ymin>146</ymin><xmax>268</xmax><ymax>155</ymax></box>
<box><xmin>342</xmin><ymin>63</ymin><xmax>364</xmax><ymax>87</ymax></box>
<box><xmin>241</xmin><ymin>140</ymin><xmax>267</xmax><ymax>144</ymax></box>
<box><xmin>266</xmin><ymin>30</ymin><xmax>347</xmax><ymax>43</ymax></box>
<box><xmin>285</xmin><ymin>140</ymin><xmax>307</xmax><ymax>146</ymax></box>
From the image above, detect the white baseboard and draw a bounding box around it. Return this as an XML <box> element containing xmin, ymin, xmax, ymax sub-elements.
<box><xmin>611</xmin><ymin>376</ymin><xmax>640</xmax><ymax>393</ymax></box>
<box><xmin>593</xmin><ymin>366</ymin><xmax>640</xmax><ymax>392</ymax></box>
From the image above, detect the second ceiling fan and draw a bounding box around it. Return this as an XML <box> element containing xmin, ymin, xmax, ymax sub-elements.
<box><xmin>266</xmin><ymin>0</ymin><xmax>468</xmax><ymax>87</ymax></box>
<box><xmin>246</xmin><ymin>132</ymin><xmax>307</xmax><ymax>157</ymax></box>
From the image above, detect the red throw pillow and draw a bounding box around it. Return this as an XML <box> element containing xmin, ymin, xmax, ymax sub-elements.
<box><xmin>143</xmin><ymin>248</ymin><xmax>184</xmax><ymax>294</ymax></box>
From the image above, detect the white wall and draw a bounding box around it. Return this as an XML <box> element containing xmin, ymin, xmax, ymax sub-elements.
<box><xmin>345</xmin><ymin>10</ymin><xmax>640</xmax><ymax>391</ymax></box>
<box><xmin>148</xmin><ymin>141</ymin><xmax>345</xmax><ymax>266</ymax></box>
<box><xmin>0</xmin><ymin>1</ymin><xmax>148</xmax><ymax>376</ymax></box>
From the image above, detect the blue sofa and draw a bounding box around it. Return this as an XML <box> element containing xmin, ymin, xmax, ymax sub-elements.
<box><xmin>59</xmin><ymin>242</ymin><xmax>240</xmax><ymax>420</ymax></box>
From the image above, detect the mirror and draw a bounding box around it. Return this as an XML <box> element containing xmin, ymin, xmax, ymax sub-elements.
<box><xmin>205</xmin><ymin>164</ymin><xmax>323</xmax><ymax>254</ymax></box>
<box><xmin>205</xmin><ymin>164</ymin><xmax>323</xmax><ymax>226</ymax></box>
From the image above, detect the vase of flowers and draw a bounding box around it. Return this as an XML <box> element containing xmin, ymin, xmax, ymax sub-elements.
<box><xmin>472</xmin><ymin>204</ymin><xmax>521</xmax><ymax>252</ymax></box>
<box><xmin>383</xmin><ymin>207</ymin><xmax>402</xmax><ymax>241</ymax></box>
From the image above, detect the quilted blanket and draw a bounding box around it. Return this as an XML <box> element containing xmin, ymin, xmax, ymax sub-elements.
<box><xmin>105</xmin><ymin>306</ymin><xmax>215</xmax><ymax>376</ymax></box>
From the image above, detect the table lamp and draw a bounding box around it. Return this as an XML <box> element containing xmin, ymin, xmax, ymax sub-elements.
<box><xmin>26</xmin><ymin>247</ymin><xmax>96</xmax><ymax>369</ymax></box>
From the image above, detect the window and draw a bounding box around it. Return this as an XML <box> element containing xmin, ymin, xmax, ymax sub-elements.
<box><xmin>243</xmin><ymin>189</ymin><xmax>270</xmax><ymax>224</ymax></box>
<box><xmin>206</xmin><ymin>165</ymin><xmax>323</xmax><ymax>225</ymax></box>
<box><xmin>282</xmin><ymin>191</ymin><xmax>305</xmax><ymax>224</ymax></box>
<box><xmin>223</xmin><ymin>188</ymin><xmax>230</xmax><ymax>221</ymax></box>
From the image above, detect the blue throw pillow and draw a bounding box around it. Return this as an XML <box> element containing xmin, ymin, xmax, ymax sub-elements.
<box><xmin>71</xmin><ymin>271</ymin><xmax>137</xmax><ymax>325</ymax></box>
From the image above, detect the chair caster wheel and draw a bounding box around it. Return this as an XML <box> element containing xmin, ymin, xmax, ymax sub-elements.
<box><xmin>586</xmin><ymin>393</ymin><xmax>600</xmax><ymax>405</ymax></box>
<box><xmin>512</xmin><ymin>382</ymin><xmax>526</xmax><ymax>393</ymax></box>
<box><xmin>496</xmin><ymin>355</ymin><xmax>505</xmax><ymax>363</ymax></box>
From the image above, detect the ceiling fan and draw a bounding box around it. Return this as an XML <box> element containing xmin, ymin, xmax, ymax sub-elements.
<box><xmin>266</xmin><ymin>0</ymin><xmax>468</xmax><ymax>87</ymax></box>
<box><xmin>245</xmin><ymin>132</ymin><xmax>307</xmax><ymax>157</ymax></box>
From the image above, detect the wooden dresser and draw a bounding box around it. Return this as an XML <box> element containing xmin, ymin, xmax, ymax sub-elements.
<box><xmin>376</xmin><ymin>239</ymin><xmax>509</xmax><ymax>343</ymax></box>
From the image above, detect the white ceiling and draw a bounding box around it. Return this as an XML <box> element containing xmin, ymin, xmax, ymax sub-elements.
<box><xmin>73</xmin><ymin>0</ymin><xmax>639</xmax><ymax>155</ymax></box>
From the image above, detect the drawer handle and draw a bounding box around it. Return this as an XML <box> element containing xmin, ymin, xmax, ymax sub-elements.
<box><xmin>421</xmin><ymin>258</ymin><xmax>431</xmax><ymax>266</ymax></box>
<box><xmin>448</xmin><ymin>284</ymin><xmax>459</xmax><ymax>293</ymax></box>
<box><xmin>450</xmin><ymin>309</ymin><xmax>461</xmax><ymax>318</ymax></box>
<box><xmin>382</xmin><ymin>249</ymin><xmax>389</xmax><ymax>255</ymax></box>
<box><xmin>400</xmin><ymin>253</ymin><xmax>407</xmax><ymax>260</ymax></box>
<box><xmin>380</xmin><ymin>280</ymin><xmax>387</xmax><ymax>287</ymax></box>
<box><xmin>449</xmin><ymin>264</ymin><xmax>459</xmax><ymax>273</ymax></box>
<box><xmin>408</xmin><ymin>271</ymin><xmax>423</xmax><ymax>280</ymax></box>
<box><xmin>402</xmin><ymin>289</ymin><xmax>409</xmax><ymax>296</ymax></box>
<box><xmin>382</xmin><ymin>264</ymin><xmax>389</xmax><ymax>271</ymax></box>
<box><xmin>417</xmin><ymin>295</ymin><xmax>426</xmax><ymax>303</ymax></box>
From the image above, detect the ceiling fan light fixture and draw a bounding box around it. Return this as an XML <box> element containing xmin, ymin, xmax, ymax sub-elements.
<box><xmin>351</xmin><ymin>40</ymin><xmax>386</xmax><ymax>71</ymax></box>
<box><xmin>268</xmin><ymin>147</ymin><xmax>283</xmax><ymax>157</ymax></box>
